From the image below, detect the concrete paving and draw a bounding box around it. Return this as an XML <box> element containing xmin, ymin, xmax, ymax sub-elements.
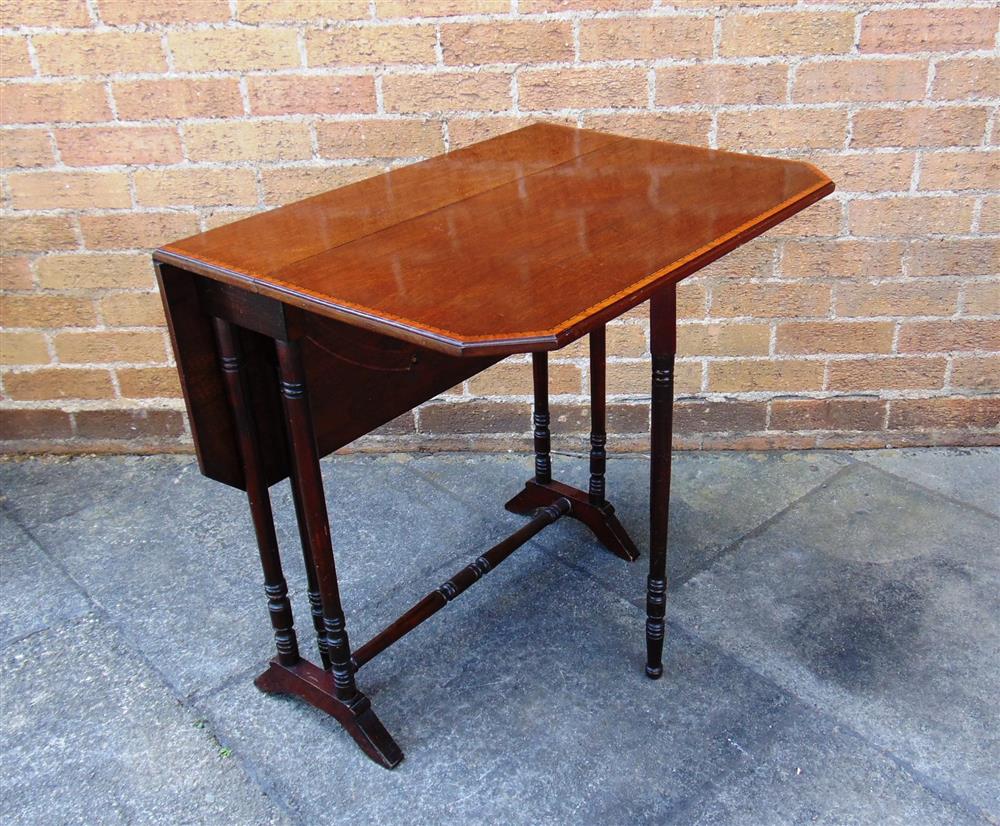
<box><xmin>0</xmin><ymin>448</ymin><xmax>997</xmax><ymax>825</ymax></box>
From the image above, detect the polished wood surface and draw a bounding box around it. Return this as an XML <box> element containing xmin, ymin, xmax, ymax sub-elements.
<box><xmin>155</xmin><ymin>123</ymin><xmax>833</xmax><ymax>357</ymax></box>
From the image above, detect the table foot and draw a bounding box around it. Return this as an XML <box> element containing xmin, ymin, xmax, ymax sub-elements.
<box><xmin>255</xmin><ymin>658</ymin><xmax>404</xmax><ymax>769</ymax></box>
<box><xmin>505</xmin><ymin>478</ymin><xmax>639</xmax><ymax>562</ymax></box>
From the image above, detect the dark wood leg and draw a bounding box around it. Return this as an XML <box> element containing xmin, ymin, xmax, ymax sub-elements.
<box><xmin>289</xmin><ymin>470</ymin><xmax>332</xmax><ymax>670</ymax></box>
<box><xmin>506</xmin><ymin>344</ymin><xmax>639</xmax><ymax>562</ymax></box>
<box><xmin>213</xmin><ymin>318</ymin><xmax>299</xmax><ymax>667</ymax></box>
<box><xmin>266</xmin><ymin>337</ymin><xmax>403</xmax><ymax>769</ymax></box>
<box><xmin>589</xmin><ymin>326</ymin><xmax>607</xmax><ymax>506</ymax></box>
<box><xmin>531</xmin><ymin>352</ymin><xmax>552</xmax><ymax>484</ymax></box>
<box><xmin>646</xmin><ymin>286</ymin><xmax>676</xmax><ymax>679</ymax></box>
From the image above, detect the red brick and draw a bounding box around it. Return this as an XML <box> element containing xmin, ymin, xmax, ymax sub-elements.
<box><xmin>782</xmin><ymin>240</ymin><xmax>905</xmax><ymax>278</ymax></box>
<box><xmin>1</xmin><ymin>82</ymin><xmax>110</xmax><ymax>125</ymax></box>
<box><xmin>519</xmin><ymin>68</ymin><xmax>647</xmax><ymax>110</ymax></box>
<box><xmin>848</xmin><ymin>197</ymin><xmax>975</xmax><ymax>237</ymax></box>
<box><xmin>307</xmin><ymin>25</ymin><xmax>437</xmax><ymax>66</ymax></box>
<box><xmin>852</xmin><ymin>107</ymin><xmax>988</xmax><ymax>149</ymax></box>
<box><xmin>721</xmin><ymin>12</ymin><xmax>855</xmax><ymax>57</ymax></box>
<box><xmin>794</xmin><ymin>59</ymin><xmax>927</xmax><ymax>103</ymax></box>
<box><xmin>442</xmin><ymin>21</ymin><xmax>574</xmax><ymax>64</ymax></box>
<box><xmin>898</xmin><ymin>320</ymin><xmax>1000</xmax><ymax>353</ymax></box>
<box><xmin>918</xmin><ymin>151</ymin><xmax>1000</xmax><ymax>192</ymax></box>
<box><xmin>807</xmin><ymin>153</ymin><xmax>914</xmax><ymax>193</ymax></box>
<box><xmin>55</xmin><ymin>126</ymin><xmax>182</xmax><ymax>166</ymax></box>
<box><xmin>861</xmin><ymin>9</ymin><xmax>999</xmax><ymax>54</ymax></box>
<box><xmin>908</xmin><ymin>240</ymin><xmax>1000</xmax><ymax>277</ymax></box>
<box><xmin>580</xmin><ymin>16</ymin><xmax>713</xmax><ymax>60</ymax></box>
<box><xmin>717</xmin><ymin>108</ymin><xmax>847</xmax><ymax>151</ymax></box>
<box><xmin>656</xmin><ymin>64</ymin><xmax>787</xmax><ymax>106</ymax></box>
<box><xmin>776</xmin><ymin>321</ymin><xmax>895</xmax><ymax>355</ymax></box>
<box><xmin>673</xmin><ymin>400</ymin><xmax>768</xmax><ymax>433</ymax></box>
<box><xmin>74</xmin><ymin>408</ymin><xmax>186</xmax><ymax>440</ymax></box>
<box><xmin>0</xmin><ymin>410</ymin><xmax>73</xmax><ymax>441</ymax></box>
<box><xmin>829</xmin><ymin>357</ymin><xmax>947</xmax><ymax>391</ymax></box>
<box><xmin>834</xmin><ymin>282</ymin><xmax>958</xmax><ymax>318</ymax></box>
<box><xmin>770</xmin><ymin>398</ymin><xmax>886</xmax><ymax>431</ymax></box>
<box><xmin>249</xmin><ymin>75</ymin><xmax>376</xmax><ymax>115</ymax></box>
<box><xmin>932</xmin><ymin>57</ymin><xmax>1000</xmax><ymax>101</ymax></box>
<box><xmin>1</xmin><ymin>0</ymin><xmax>90</xmax><ymax>27</ymax></box>
<box><xmin>709</xmin><ymin>359</ymin><xmax>825</xmax><ymax>392</ymax></box>
<box><xmin>98</xmin><ymin>0</ymin><xmax>231</xmax><ymax>24</ymax></box>
<box><xmin>888</xmin><ymin>398</ymin><xmax>1000</xmax><ymax>431</ymax></box>
<box><xmin>113</xmin><ymin>79</ymin><xmax>244</xmax><ymax>121</ymax></box>
<box><xmin>711</xmin><ymin>283</ymin><xmax>831</xmax><ymax>318</ymax></box>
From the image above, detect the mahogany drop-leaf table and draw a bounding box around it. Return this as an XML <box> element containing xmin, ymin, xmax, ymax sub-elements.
<box><xmin>153</xmin><ymin>123</ymin><xmax>833</xmax><ymax>769</ymax></box>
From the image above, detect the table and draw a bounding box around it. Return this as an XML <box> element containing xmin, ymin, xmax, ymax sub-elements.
<box><xmin>153</xmin><ymin>123</ymin><xmax>833</xmax><ymax>768</ymax></box>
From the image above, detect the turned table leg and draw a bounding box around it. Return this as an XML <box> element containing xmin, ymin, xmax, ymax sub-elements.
<box><xmin>589</xmin><ymin>326</ymin><xmax>607</xmax><ymax>506</ymax></box>
<box><xmin>288</xmin><ymin>470</ymin><xmax>332</xmax><ymax>670</ymax></box>
<box><xmin>212</xmin><ymin>318</ymin><xmax>299</xmax><ymax>667</ymax></box>
<box><xmin>531</xmin><ymin>352</ymin><xmax>552</xmax><ymax>484</ymax></box>
<box><xmin>267</xmin><ymin>337</ymin><xmax>403</xmax><ymax>768</ymax></box>
<box><xmin>646</xmin><ymin>286</ymin><xmax>676</xmax><ymax>679</ymax></box>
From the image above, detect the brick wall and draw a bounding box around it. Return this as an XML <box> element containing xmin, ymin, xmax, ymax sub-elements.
<box><xmin>1</xmin><ymin>0</ymin><xmax>998</xmax><ymax>454</ymax></box>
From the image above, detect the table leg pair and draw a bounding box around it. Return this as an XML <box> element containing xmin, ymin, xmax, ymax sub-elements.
<box><xmin>210</xmin><ymin>283</ymin><xmax>676</xmax><ymax>769</ymax></box>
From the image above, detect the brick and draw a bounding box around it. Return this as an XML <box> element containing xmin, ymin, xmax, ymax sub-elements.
<box><xmin>3</xmin><ymin>368</ymin><xmax>114</xmax><ymax>400</ymax></box>
<box><xmin>54</xmin><ymin>330</ymin><xmax>166</xmax><ymax>364</ymax></box>
<box><xmin>383</xmin><ymin>72</ymin><xmax>511</xmax><ymax>114</ymax></box>
<box><xmin>579</xmin><ymin>17</ymin><xmax>713</xmax><ymax>60</ymax></box>
<box><xmin>33</xmin><ymin>31</ymin><xmax>166</xmax><ymax>76</ymax></box>
<box><xmin>720</xmin><ymin>12</ymin><xmax>855</xmax><ymax>57</ymax></box>
<box><xmin>1</xmin><ymin>82</ymin><xmax>109</xmax><ymax>124</ymax></box>
<box><xmin>777</xmin><ymin>321</ymin><xmax>894</xmax><ymax>354</ymax></box>
<box><xmin>711</xmin><ymin>283</ymin><xmax>831</xmax><ymax>318</ymax></box>
<box><xmin>0</xmin><ymin>409</ymin><xmax>73</xmax><ymax>441</ymax></box>
<box><xmin>317</xmin><ymin>120</ymin><xmax>444</xmax><ymax>159</ymax></box>
<box><xmin>828</xmin><ymin>357</ymin><xmax>947</xmax><ymax>391</ymax></box>
<box><xmin>677</xmin><ymin>283</ymin><xmax>707</xmax><ymax>319</ymax></box>
<box><xmin>606</xmin><ymin>324</ymin><xmax>647</xmax><ymax>358</ymax></box>
<box><xmin>770</xmin><ymin>398</ymin><xmax>885</xmax><ymax>432</ymax></box>
<box><xmin>99</xmin><ymin>292</ymin><xmax>166</xmax><ymax>326</ymax></box>
<box><xmin>677</xmin><ymin>323</ymin><xmax>770</xmax><ymax>356</ymax></box>
<box><xmin>909</xmin><ymin>240</ymin><xmax>1000</xmax><ymax>278</ymax></box>
<box><xmin>981</xmin><ymin>199</ymin><xmax>1000</xmax><ymax>235</ymax></box>
<box><xmin>467</xmin><ymin>362</ymin><xmax>580</xmax><ymax>395</ymax></box>
<box><xmin>378</xmin><ymin>0</ymin><xmax>509</xmax><ymax>14</ymax></box>
<box><xmin>419</xmin><ymin>401</ymin><xmax>529</xmax><ymax>434</ymax></box>
<box><xmin>168</xmin><ymin>28</ymin><xmax>299</xmax><ymax>72</ymax></box>
<box><xmin>55</xmin><ymin>126</ymin><xmax>182</xmax><ymax>166</ymax></box>
<box><xmin>898</xmin><ymin>320</ymin><xmax>1000</xmax><ymax>353</ymax></box>
<box><xmin>918</xmin><ymin>151</ymin><xmax>1000</xmax><ymax>192</ymax></box>
<box><xmin>0</xmin><ymin>35</ymin><xmax>32</xmax><ymax>77</ymax></box>
<box><xmin>79</xmin><ymin>212</ymin><xmax>200</xmax><ymax>251</ymax></box>
<box><xmin>447</xmin><ymin>116</ymin><xmax>546</xmax><ymax>149</ymax></box>
<box><xmin>717</xmin><ymin>108</ymin><xmax>847</xmax><ymax>151</ymax></box>
<box><xmin>605</xmin><ymin>360</ymin><xmax>701</xmax><ymax>395</ymax></box>
<box><xmin>201</xmin><ymin>209</ymin><xmax>256</xmax><ymax>231</ymax></box>
<box><xmin>116</xmin><ymin>366</ymin><xmax>182</xmax><ymax>398</ymax></box>
<box><xmin>7</xmin><ymin>171</ymin><xmax>130</xmax><ymax>209</ymax></box>
<box><xmin>3</xmin><ymin>216</ymin><xmax>77</xmax><ymax>253</ymax></box>
<box><xmin>249</xmin><ymin>75</ymin><xmax>376</xmax><ymax>115</ymax></box>
<box><xmin>852</xmin><ymin>107</ymin><xmax>988</xmax><ymax>149</ymax></box>
<box><xmin>185</xmin><ymin>121</ymin><xmax>312</xmax><ymax>163</ymax></box>
<box><xmin>74</xmin><ymin>408</ymin><xmax>186</xmax><ymax>440</ymax></box>
<box><xmin>442</xmin><ymin>21</ymin><xmax>573</xmax><ymax>65</ymax></box>
<box><xmin>834</xmin><ymin>281</ymin><xmax>958</xmax><ymax>318</ymax></box>
<box><xmin>782</xmin><ymin>240</ymin><xmax>905</xmax><ymax>278</ymax></box>
<box><xmin>807</xmin><ymin>153</ymin><xmax>914</xmax><ymax>193</ymax></box>
<box><xmin>134</xmin><ymin>168</ymin><xmax>257</xmax><ymax>208</ymax></box>
<box><xmin>261</xmin><ymin>164</ymin><xmax>383</xmax><ymax>205</ymax></box>
<box><xmin>0</xmin><ymin>0</ymin><xmax>90</xmax><ymax>27</ymax></box>
<box><xmin>113</xmin><ymin>79</ymin><xmax>244</xmax><ymax>121</ymax></box>
<box><xmin>951</xmin><ymin>356</ymin><xmax>1000</xmax><ymax>391</ymax></box>
<box><xmin>673</xmin><ymin>400</ymin><xmax>767</xmax><ymax>433</ymax></box>
<box><xmin>709</xmin><ymin>359</ymin><xmax>824</xmax><ymax>392</ymax></box>
<box><xmin>794</xmin><ymin>59</ymin><xmax>927</xmax><ymax>103</ymax></box>
<box><xmin>768</xmin><ymin>200</ymin><xmax>843</xmax><ymax>238</ymax></box>
<box><xmin>848</xmin><ymin>197</ymin><xmax>975</xmax><ymax>238</ymax></box>
<box><xmin>581</xmin><ymin>112</ymin><xmax>711</xmax><ymax>146</ymax></box>
<box><xmin>98</xmin><ymin>0</ymin><xmax>231</xmax><ymax>24</ymax></box>
<box><xmin>308</xmin><ymin>25</ymin><xmax>436</xmax><ymax>66</ymax></box>
<box><xmin>238</xmin><ymin>0</ymin><xmax>367</xmax><ymax>21</ymax></box>
<box><xmin>963</xmin><ymin>282</ymin><xmax>1000</xmax><ymax>316</ymax></box>
<box><xmin>656</xmin><ymin>64</ymin><xmax>787</xmax><ymax>106</ymax></box>
<box><xmin>861</xmin><ymin>9</ymin><xmax>999</xmax><ymax>55</ymax></box>
<box><xmin>0</xmin><ymin>332</ymin><xmax>49</xmax><ymax>365</ymax></box>
<box><xmin>522</xmin><ymin>67</ymin><xmax>648</xmax><ymax>111</ymax></box>
<box><xmin>0</xmin><ymin>130</ymin><xmax>54</xmax><ymax>168</ymax></box>
<box><xmin>1</xmin><ymin>295</ymin><xmax>96</xmax><ymax>328</ymax></box>
<box><xmin>932</xmin><ymin>58</ymin><xmax>1000</xmax><ymax>101</ymax></box>
<box><xmin>37</xmin><ymin>254</ymin><xmax>153</xmax><ymax>290</ymax></box>
<box><xmin>888</xmin><ymin>398</ymin><xmax>1000</xmax><ymax>431</ymax></box>
<box><xmin>0</xmin><ymin>257</ymin><xmax>34</xmax><ymax>291</ymax></box>
<box><xmin>698</xmin><ymin>239</ymin><xmax>777</xmax><ymax>279</ymax></box>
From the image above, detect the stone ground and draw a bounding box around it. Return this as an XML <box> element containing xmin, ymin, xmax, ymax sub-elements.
<box><xmin>0</xmin><ymin>448</ymin><xmax>997</xmax><ymax>826</ymax></box>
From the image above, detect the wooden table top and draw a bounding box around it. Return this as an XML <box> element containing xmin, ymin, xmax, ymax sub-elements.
<box><xmin>155</xmin><ymin>123</ymin><xmax>833</xmax><ymax>357</ymax></box>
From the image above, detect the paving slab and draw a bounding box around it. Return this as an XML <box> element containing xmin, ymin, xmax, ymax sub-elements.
<box><xmin>0</xmin><ymin>613</ymin><xmax>289</xmax><ymax>826</ymax></box>
<box><xmin>671</xmin><ymin>461</ymin><xmax>1000</xmax><ymax>818</ymax></box>
<box><xmin>0</xmin><ymin>510</ymin><xmax>89</xmax><ymax>647</ymax></box>
<box><xmin>855</xmin><ymin>447</ymin><xmax>1000</xmax><ymax>517</ymax></box>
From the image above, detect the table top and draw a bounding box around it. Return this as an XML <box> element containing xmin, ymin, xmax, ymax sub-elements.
<box><xmin>155</xmin><ymin>123</ymin><xmax>833</xmax><ymax>357</ymax></box>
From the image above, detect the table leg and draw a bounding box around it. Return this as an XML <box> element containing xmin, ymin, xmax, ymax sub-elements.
<box><xmin>531</xmin><ymin>352</ymin><xmax>552</xmax><ymax>484</ymax></box>
<box><xmin>259</xmin><ymin>337</ymin><xmax>402</xmax><ymax>769</ymax></box>
<box><xmin>212</xmin><ymin>318</ymin><xmax>299</xmax><ymax>667</ymax></box>
<box><xmin>589</xmin><ymin>326</ymin><xmax>607</xmax><ymax>506</ymax></box>
<box><xmin>288</xmin><ymin>470</ymin><xmax>332</xmax><ymax>670</ymax></box>
<box><xmin>646</xmin><ymin>286</ymin><xmax>676</xmax><ymax>679</ymax></box>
